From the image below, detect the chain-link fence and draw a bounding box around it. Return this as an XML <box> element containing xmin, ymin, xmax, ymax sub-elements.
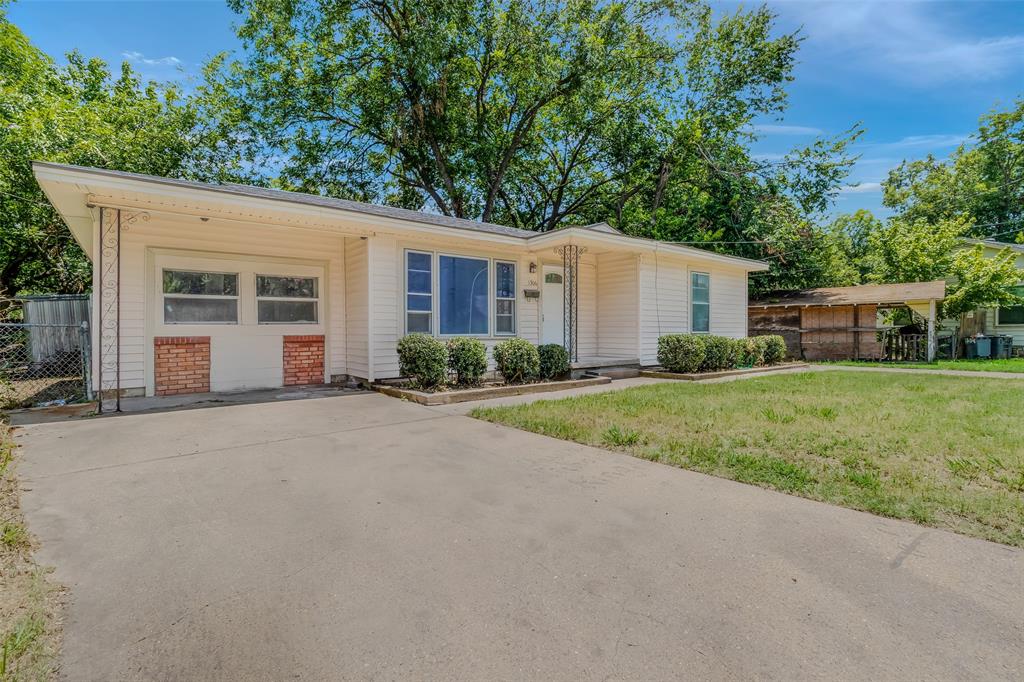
<box><xmin>0</xmin><ymin>296</ymin><xmax>91</xmax><ymax>409</ymax></box>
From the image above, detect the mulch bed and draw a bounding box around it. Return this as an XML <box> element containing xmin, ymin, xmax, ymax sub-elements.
<box><xmin>639</xmin><ymin>363</ymin><xmax>808</xmax><ymax>381</ymax></box>
<box><xmin>372</xmin><ymin>376</ymin><xmax>611</xmax><ymax>405</ymax></box>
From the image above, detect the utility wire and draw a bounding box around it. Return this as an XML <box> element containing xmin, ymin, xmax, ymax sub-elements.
<box><xmin>0</xmin><ymin>189</ymin><xmax>50</xmax><ymax>207</ymax></box>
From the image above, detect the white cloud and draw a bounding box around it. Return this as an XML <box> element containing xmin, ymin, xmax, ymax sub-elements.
<box><xmin>773</xmin><ymin>1</ymin><xmax>1024</xmax><ymax>85</ymax></box>
<box><xmin>122</xmin><ymin>51</ymin><xmax>182</xmax><ymax>67</ymax></box>
<box><xmin>858</xmin><ymin>133</ymin><xmax>970</xmax><ymax>154</ymax></box>
<box><xmin>838</xmin><ymin>182</ymin><xmax>882</xmax><ymax>195</ymax></box>
<box><xmin>748</xmin><ymin>124</ymin><xmax>824</xmax><ymax>136</ymax></box>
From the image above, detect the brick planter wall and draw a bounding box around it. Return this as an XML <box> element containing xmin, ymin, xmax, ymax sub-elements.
<box><xmin>283</xmin><ymin>335</ymin><xmax>325</xmax><ymax>386</ymax></box>
<box><xmin>154</xmin><ymin>336</ymin><xmax>210</xmax><ymax>396</ymax></box>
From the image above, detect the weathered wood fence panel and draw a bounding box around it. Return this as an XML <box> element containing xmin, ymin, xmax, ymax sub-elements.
<box><xmin>749</xmin><ymin>304</ymin><xmax>883</xmax><ymax>361</ymax></box>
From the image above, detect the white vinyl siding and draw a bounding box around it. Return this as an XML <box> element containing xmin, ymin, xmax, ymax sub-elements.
<box><xmin>596</xmin><ymin>252</ymin><xmax>639</xmax><ymax>359</ymax></box>
<box><xmin>708</xmin><ymin>265</ymin><xmax>748</xmax><ymax>337</ymax></box>
<box><xmin>344</xmin><ymin>236</ymin><xmax>369</xmax><ymax>380</ymax></box>
<box><xmin>637</xmin><ymin>256</ymin><xmax>749</xmax><ymax>365</ymax></box>
<box><xmin>577</xmin><ymin>254</ymin><xmax>598</xmax><ymax>359</ymax></box>
<box><xmin>638</xmin><ymin>256</ymin><xmax>690</xmax><ymax>364</ymax></box>
<box><xmin>370</xmin><ymin>236</ymin><xmax>400</xmax><ymax>380</ymax></box>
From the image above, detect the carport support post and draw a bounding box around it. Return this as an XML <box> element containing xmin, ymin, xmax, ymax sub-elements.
<box><xmin>927</xmin><ymin>298</ymin><xmax>937</xmax><ymax>362</ymax></box>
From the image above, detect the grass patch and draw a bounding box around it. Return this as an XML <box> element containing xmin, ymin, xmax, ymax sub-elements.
<box><xmin>471</xmin><ymin>372</ymin><xmax>1024</xmax><ymax>547</ymax></box>
<box><xmin>829</xmin><ymin>358</ymin><xmax>1024</xmax><ymax>373</ymax></box>
<box><xmin>0</xmin><ymin>424</ymin><xmax>63</xmax><ymax>681</ymax></box>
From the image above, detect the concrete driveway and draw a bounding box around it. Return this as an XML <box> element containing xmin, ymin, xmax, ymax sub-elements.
<box><xmin>16</xmin><ymin>389</ymin><xmax>1023</xmax><ymax>680</ymax></box>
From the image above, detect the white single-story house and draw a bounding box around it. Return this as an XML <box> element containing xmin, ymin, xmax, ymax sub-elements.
<box><xmin>34</xmin><ymin>162</ymin><xmax>768</xmax><ymax>402</ymax></box>
<box><xmin>959</xmin><ymin>239</ymin><xmax>1024</xmax><ymax>348</ymax></box>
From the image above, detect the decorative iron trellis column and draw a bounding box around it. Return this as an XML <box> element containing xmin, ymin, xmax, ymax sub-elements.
<box><xmin>96</xmin><ymin>207</ymin><xmax>148</xmax><ymax>413</ymax></box>
<box><xmin>555</xmin><ymin>244</ymin><xmax>587</xmax><ymax>362</ymax></box>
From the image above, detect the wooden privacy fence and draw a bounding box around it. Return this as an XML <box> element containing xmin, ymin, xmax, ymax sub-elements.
<box><xmin>749</xmin><ymin>304</ymin><xmax>883</xmax><ymax>361</ymax></box>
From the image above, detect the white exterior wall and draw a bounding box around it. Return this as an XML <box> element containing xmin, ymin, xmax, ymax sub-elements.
<box><xmin>105</xmin><ymin>213</ymin><xmax>347</xmax><ymax>394</ymax></box>
<box><xmin>369</xmin><ymin>236</ymin><xmax>401</xmax><ymax>380</ymax></box>
<box><xmin>707</xmin><ymin>263</ymin><xmax>750</xmax><ymax>338</ymax></box>
<box><xmin>577</xmin><ymin>254</ymin><xmax>598</xmax><ymax>359</ymax></box>
<box><xmin>98</xmin><ymin>211</ymin><xmax>755</xmax><ymax>388</ymax></box>
<box><xmin>596</xmin><ymin>252</ymin><xmax>639</xmax><ymax>358</ymax></box>
<box><xmin>344</xmin><ymin>237</ymin><xmax>369</xmax><ymax>380</ymax></box>
<box><xmin>638</xmin><ymin>255</ymin><xmax>750</xmax><ymax>365</ymax></box>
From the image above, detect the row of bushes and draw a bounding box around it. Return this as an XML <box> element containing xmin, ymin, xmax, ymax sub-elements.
<box><xmin>397</xmin><ymin>334</ymin><xmax>571</xmax><ymax>388</ymax></box>
<box><xmin>657</xmin><ymin>334</ymin><xmax>787</xmax><ymax>374</ymax></box>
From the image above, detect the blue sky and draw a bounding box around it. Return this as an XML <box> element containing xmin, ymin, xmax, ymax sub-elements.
<box><xmin>8</xmin><ymin>0</ymin><xmax>1024</xmax><ymax>219</ymax></box>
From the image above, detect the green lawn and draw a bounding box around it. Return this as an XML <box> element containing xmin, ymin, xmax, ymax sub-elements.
<box><xmin>830</xmin><ymin>358</ymin><xmax>1024</xmax><ymax>373</ymax></box>
<box><xmin>471</xmin><ymin>372</ymin><xmax>1024</xmax><ymax>547</ymax></box>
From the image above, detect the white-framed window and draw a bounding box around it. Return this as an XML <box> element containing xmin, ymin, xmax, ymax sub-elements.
<box><xmin>494</xmin><ymin>261</ymin><xmax>516</xmax><ymax>335</ymax></box>
<box><xmin>997</xmin><ymin>285</ymin><xmax>1024</xmax><ymax>325</ymax></box>
<box><xmin>162</xmin><ymin>269</ymin><xmax>239</xmax><ymax>324</ymax></box>
<box><xmin>439</xmin><ymin>254</ymin><xmax>489</xmax><ymax>335</ymax></box>
<box><xmin>256</xmin><ymin>275</ymin><xmax>319</xmax><ymax>324</ymax></box>
<box><xmin>405</xmin><ymin>250</ymin><xmax>433</xmax><ymax>333</ymax></box>
<box><xmin>691</xmin><ymin>272</ymin><xmax>710</xmax><ymax>333</ymax></box>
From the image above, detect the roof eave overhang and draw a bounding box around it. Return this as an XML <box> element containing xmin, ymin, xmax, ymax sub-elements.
<box><xmin>33</xmin><ymin>162</ymin><xmax>534</xmax><ymax>250</ymax></box>
<box><xmin>33</xmin><ymin>162</ymin><xmax>769</xmax><ymax>271</ymax></box>
<box><xmin>527</xmin><ymin>228</ymin><xmax>770</xmax><ymax>271</ymax></box>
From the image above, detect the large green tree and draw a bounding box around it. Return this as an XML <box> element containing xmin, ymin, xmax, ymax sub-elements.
<box><xmin>207</xmin><ymin>0</ymin><xmax>858</xmax><ymax>273</ymax></box>
<box><xmin>0</xmin><ymin>6</ymin><xmax>241</xmax><ymax>295</ymax></box>
<box><xmin>882</xmin><ymin>98</ymin><xmax>1024</xmax><ymax>243</ymax></box>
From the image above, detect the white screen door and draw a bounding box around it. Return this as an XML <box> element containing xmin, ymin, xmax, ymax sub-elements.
<box><xmin>541</xmin><ymin>266</ymin><xmax>564</xmax><ymax>345</ymax></box>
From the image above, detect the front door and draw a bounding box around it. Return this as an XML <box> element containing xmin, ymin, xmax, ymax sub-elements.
<box><xmin>541</xmin><ymin>266</ymin><xmax>564</xmax><ymax>345</ymax></box>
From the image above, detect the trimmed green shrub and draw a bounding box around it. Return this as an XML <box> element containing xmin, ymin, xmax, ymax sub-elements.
<box><xmin>761</xmin><ymin>334</ymin><xmax>788</xmax><ymax>365</ymax></box>
<box><xmin>738</xmin><ymin>337</ymin><xmax>765</xmax><ymax>367</ymax></box>
<box><xmin>493</xmin><ymin>338</ymin><xmax>540</xmax><ymax>383</ymax></box>
<box><xmin>397</xmin><ymin>334</ymin><xmax>448</xmax><ymax>388</ymax></box>
<box><xmin>538</xmin><ymin>344</ymin><xmax>570</xmax><ymax>380</ymax></box>
<box><xmin>731</xmin><ymin>338</ymin><xmax>747</xmax><ymax>368</ymax></box>
<box><xmin>701</xmin><ymin>335</ymin><xmax>739</xmax><ymax>372</ymax></box>
<box><xmin>447</xmin><ymin>337</ymin><xmax>487</xmax><ymax>385</ymax></box>
<box><xmin>657</xmin><ymin>334</ymin><xmax>705</xmax><ymax>374</ymax></box>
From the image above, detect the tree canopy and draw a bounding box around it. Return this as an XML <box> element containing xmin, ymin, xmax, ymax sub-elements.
<box><xmin>0</xmin><ymin>6</ymin><xmax>240</xmax><ymax>295</ymax></box>
<box><xmin>881</xmin><ymin>98</ymin><xmax>1024</xmax><ymax>244</ymax></box>
<box><xmin>208</xmin><ymin>0</ymin><xmax>860</xmax><ymax>294</ymax></box>
<box><xmin>821</xmin><ymin>99</ymin><xmax>1024</xmax><ymax>324</ymax></box>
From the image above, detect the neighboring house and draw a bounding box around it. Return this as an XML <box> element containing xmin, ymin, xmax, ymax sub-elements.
<box><xmin>749</xmin><ymin>281</ymin><xmax>946</xmax><ymax>361</ymax></box>
<box><xmin>34</xmin><ymin>162</ymin><xmax>767</xmax><ymax>399</ymax></box>
<box><xmin>959</xmin><ymin>239</ymin><xmax>1024</xmax><ymax>348</ymax></box>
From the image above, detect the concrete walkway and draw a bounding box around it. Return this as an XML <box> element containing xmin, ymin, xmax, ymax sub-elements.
<box><xmin>15</xmin><ymin>388</ymin><xmax>1023</xmax><ymax>680</ymax></box>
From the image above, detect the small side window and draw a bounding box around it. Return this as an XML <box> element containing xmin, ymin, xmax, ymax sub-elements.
<box><xmin>691</xmin><ymin>272</ymin><xmax>710</xmax><ymax>333</ymax></box>
<box><xmin>495</xmin><ymin>262</ymin><xmax>516</xmax><ymax>335</ymax></box>
<box><xmin>406</xmin><ymin>251</ymin><xmax>433</xmax><ymax>333</ymax></box>
<box><xmin>256</xmin><ymin>275</ymin><xmax>319</xmax><ymax>324</ymax></box>
<box><xmin>162</xmin><ymin>270</ymin><xmax>239</xmax><ymax>324</ymax></box>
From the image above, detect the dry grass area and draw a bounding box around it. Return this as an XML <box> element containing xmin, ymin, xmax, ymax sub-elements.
<box><xmin>473</xmin><ymin>372</ymin><xmax>1024</xmax><ymax>547</ymax></box>
<box><xmin>1</xmin><ymin>424</ymin><xmax>63</xmax><ymax>680</ymax></box>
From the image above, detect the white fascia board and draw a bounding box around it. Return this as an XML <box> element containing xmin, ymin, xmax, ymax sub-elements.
<box><xmin>526</xmin><ymin>228</ymin><xmax>770</xmax><ymax>271</ymax></box>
